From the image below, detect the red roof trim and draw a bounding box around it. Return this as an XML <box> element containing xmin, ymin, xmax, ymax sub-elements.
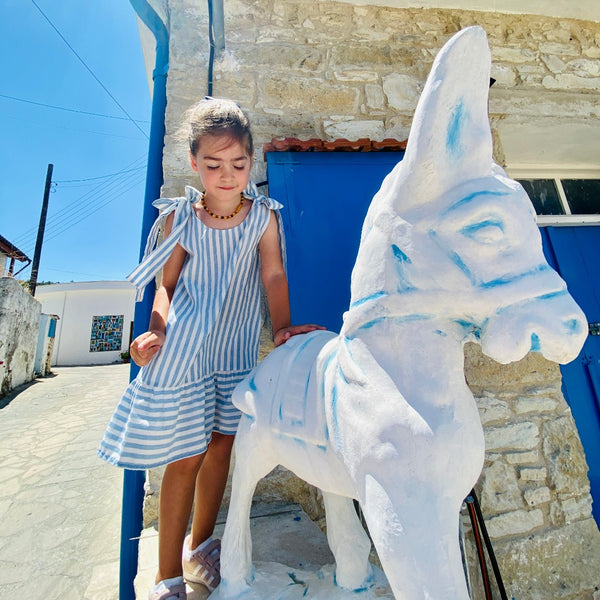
<box><xmin>264</xmin><ymin>137</ymin><xmax>407</xmax><ymax>154</ymax></box>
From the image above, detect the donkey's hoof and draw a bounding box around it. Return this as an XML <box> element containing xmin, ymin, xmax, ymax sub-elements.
<box><xmin>214</xmin><ymin>575</ymin><xmax>253</xmax><ymax>599</ymax></box>
<box><xmin>333</xmin><ymin>563</ymin><xmax>375</xmax><ymax>592</ymax></box>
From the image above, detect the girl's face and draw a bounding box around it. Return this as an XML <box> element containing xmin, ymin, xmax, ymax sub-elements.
<box><xmin>190</xmin><ymin>134</ymin><xmax>252</xmax><ymax>203</ymax></box>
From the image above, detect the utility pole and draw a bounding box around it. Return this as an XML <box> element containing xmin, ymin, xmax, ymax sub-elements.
<box><xmin>29</xmin><ymin>163</ymin><xmax>54</xmax><ymax>296</ymax></box>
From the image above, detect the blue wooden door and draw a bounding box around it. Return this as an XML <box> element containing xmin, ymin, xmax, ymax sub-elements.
<box><xmin>267</xmin><ymin>151</ymin><xmax>404</xmax><ymax>332</ymax></box>
<box><xmin>540</xmin><ymin>226</ymin><xmax>600</xmax><ymax>525</ymax></box>
<box><xmin>267</xmin><ymin>152</ymin><xmax>600</xmax><ymax>525</ymax></box>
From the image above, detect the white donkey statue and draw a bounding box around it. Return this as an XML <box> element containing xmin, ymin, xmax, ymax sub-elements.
<box><xmin>217</xmin><ymin>26</ymin><xmax>587</xmax><ymax>600</ymax></box>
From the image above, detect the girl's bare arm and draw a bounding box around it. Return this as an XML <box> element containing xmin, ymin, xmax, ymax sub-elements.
<box><xmin>130</xmin><ymin>213</ymin><xmax>187</xmax><ymax>365</ymax></box>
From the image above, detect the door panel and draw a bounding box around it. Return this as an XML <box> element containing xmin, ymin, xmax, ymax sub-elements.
<box><xmin>540</xmin><ymin>226</ymin><xmax>600</xmax><ymax>525</ymax></box>
<box><xmin>267</xmin><ymin>151</ymin><xmax>404</xmax><ymax>332</ymax></box>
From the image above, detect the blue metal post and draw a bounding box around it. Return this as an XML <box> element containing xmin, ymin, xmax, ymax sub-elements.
<box><xmin>121</xmin><ymin>2</ymin><xmax>169</xmax><ymax>598</ymax></box>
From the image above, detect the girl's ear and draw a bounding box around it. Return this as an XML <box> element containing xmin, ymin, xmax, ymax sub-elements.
<box><xmin>189</xmin><ymin>150</ymin><xmax>199</xmax><ymax>173</ymax></box>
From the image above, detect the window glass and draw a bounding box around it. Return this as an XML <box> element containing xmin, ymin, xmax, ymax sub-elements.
<box><xmin>517</xmin><ymin>179</ymin><xmax>564</xmax><ymax>215</ymax></box>
<box><xmin>561</xmin><ymin>179</ymin><xmax>600</xmax><ymax>215</ymax></box>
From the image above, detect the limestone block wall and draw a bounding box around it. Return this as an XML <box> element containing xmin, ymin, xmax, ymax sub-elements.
<box><xmin>157</xmin><ymin>0</ymin><xmax>600</xmax><ymax>196</ymax></box>
<box><xmin>0</xmin><ymin>277</ymin><xmax>41</xmax><ymax>396</ymax></box>
<box><xmin>141</xmin><ymin>1</ymin><xmax>600</xmax><ymax>598</ymax></box>
<box><xmin>464</xmin><ymin>344</ymin><xmax>599</xmax><ymax>599</ymax></box>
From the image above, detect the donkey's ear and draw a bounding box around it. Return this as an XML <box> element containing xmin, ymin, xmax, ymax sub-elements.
<box><xmin>398</xmin><ymin>26</ymin><xmax>493</xmax><ymax>208</ymax></box>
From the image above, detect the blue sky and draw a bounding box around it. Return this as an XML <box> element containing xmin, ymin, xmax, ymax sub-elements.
<box><xmin>0</xmin><ymin>0</ymin><xmax>152</xmax><ymax>283</ymax></box>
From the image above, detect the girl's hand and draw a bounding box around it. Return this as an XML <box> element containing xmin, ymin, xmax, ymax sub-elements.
<box><xmin>274</xmin><ymin>324</ymin><xmax>326</xmax><ymax>347</ymax></box>
<box><xmin>130</xmin><ymin>330</ymin><xmax>166</xmax><ymax>366</ymax></box>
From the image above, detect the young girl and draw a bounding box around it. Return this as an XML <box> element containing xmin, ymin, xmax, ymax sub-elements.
<box><xmin>98</xmin><ymin>97</ymin><xmax>322</xmax><ymax>600</ymax></box>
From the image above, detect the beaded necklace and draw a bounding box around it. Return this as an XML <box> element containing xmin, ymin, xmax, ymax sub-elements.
<box><xmin>201</xmin><ymin>192</ymin><xmax>245</xmax><ymax>220</ymax></box>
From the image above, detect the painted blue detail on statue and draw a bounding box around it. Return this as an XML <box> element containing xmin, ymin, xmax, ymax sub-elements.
<box><xmin>350</xmin><ymin>291</ymin><xmax>388</xmax><ymax>309</ymax></box>
<box><xmin>446</xmin><ymin>99</ymin><xmax>467</xmax><ymax>158</ymax></box>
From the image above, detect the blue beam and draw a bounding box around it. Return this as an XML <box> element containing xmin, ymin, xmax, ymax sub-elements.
<box><xmin>121</xmin><ymin>2</ymin><xmax>169</xmax><ymax>599</ymax></box>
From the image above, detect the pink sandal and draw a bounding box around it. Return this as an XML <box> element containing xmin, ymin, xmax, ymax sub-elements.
<box><xmin>182</xmin><ymin>537</ymin><xmax>221</xmax><ymax>591</ymax></box>
<box><xmin>148</xmin><ymin>581</ymin><xmax>186</xmax><ymax>600</ymax></box>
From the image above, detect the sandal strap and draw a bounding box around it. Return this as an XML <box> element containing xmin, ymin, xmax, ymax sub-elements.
<box><xmin>197</xmin><ymin>538</ymin><xmax>221</xmax><ymax>569</ymax></box>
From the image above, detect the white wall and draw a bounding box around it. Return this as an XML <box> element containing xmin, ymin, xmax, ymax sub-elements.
<box><xmin>332</xmin><ymin>1</ymin><xmax>600</xmax><ymax>21</ymax></box>
<box><xmin>35</xmin><ymin>281</ymin><xmax>137</xmax><ymax>366</ymax></box>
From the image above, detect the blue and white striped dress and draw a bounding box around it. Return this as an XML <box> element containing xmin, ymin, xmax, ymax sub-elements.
<box><xmin>98</xmin><ymin>184</ymin><xmax>283</xmax><ymax>469</ymax></box>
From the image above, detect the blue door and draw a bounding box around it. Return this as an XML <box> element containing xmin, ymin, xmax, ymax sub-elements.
<box><xmin>540</xmin><ymin>226</ymin><xmax>600</xmax><ymax>525</ymax></box>
<box><xmin>267</xmin><ymin>151</ymin><xmax>404</xmax><ymax>332</ymax></box>
<box><xmin>267</xmin><ymin>152</ymin><xmax>600</xmax><ymax>525</ymax></box>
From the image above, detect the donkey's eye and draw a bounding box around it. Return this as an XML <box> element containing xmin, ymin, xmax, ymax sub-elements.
<box><xmin>461</xmin><ymin>219</ymin><xmax>505</xmax><ymax>244</ymax></box>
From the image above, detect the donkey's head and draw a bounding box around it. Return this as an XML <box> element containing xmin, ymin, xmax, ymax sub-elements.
<box><xmin>350</xmin><ymin>26</ymin><xmax>587</xmax><ymax>364</ymax></box>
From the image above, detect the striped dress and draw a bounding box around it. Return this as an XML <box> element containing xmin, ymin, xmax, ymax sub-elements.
<box><xmin>98</xmin><ymin>184</ymin><xmax>283</xmax><ymax>469</ymax></box>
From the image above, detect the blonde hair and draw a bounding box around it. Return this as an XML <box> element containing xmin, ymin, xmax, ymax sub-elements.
<box><xmin>182</xmin><ymin>97</ymin><xmax>254</xmax><ymax>157</ymax></box>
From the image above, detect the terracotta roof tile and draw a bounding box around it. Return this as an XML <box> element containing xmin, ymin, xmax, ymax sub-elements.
<box><xmin>263</xmin><ymin>137</ymin><xmax>407</xmax><ymax>155</ymax></box>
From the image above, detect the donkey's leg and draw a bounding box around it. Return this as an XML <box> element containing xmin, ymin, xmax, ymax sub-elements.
<box><xmin>436</xmin><ymin>499</ymin><xmax>471</xmax><ymax>600</ymax></box>
<box><xmin>322</xmin><ymin>491</ymin><xmax>373</xmax><ymax>590</ymax></box>
<box><xmin>219</xmin><ymin>417</ymin><xmax>275</xmax><ymax>597</ymax></box>
<box><xmin>360</xmin><ymin>477</ymin><xmax>469</xmax><ymax>600</ymax></box>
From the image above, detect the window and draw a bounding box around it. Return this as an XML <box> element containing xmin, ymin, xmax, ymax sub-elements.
<box><xmin>515</xmin><ymin>177</ymin><xmax>600</xmax><ymax>226</ymax></box>
<box><xmin>561</xmin><ymin>180</ymin><xmax>600</xmax><ymax>215</ymax></box>
<box><xmin>90</xmin><ymin>315</ymin><xmax>124</xmax><ymax>352</ymax></box>
<box><xmin>518</xmin><ymin>179</ymin><xmax>564</xmax><ymax>215</ymax></box>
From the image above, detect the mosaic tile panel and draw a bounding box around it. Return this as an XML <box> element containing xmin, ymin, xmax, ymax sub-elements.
<box><xmin>90</xmin><ymin>314</ymin><xmax>124</xmax><ymax>352</ymax></box>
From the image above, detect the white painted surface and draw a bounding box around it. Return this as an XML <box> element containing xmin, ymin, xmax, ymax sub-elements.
<box><xmin>330</xmin><ymin>0</ymin><xmax>600</xmax><ymax>22</ymax></box>
<box><xmin>35</xmin><ymin>281</ymin><xmax>136</xmax><ymax>366</ymax></box>
<box><xmin>499</xmin><ymin>120</ymin><xmax>600</xmax><ymax>173</ymax></box>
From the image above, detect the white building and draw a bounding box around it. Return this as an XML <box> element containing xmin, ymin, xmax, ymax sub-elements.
<box><xmin>35</xmin><ymin>281</ymin><xmax>136</xmax><ymax>366</ymax></box>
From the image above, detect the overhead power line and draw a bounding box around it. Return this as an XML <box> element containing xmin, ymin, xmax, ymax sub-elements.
<box><xmin>44</xmin><ymin>171</ymin><xmax>147</xmax><ymax>244</ymax></box>
<box><xmin>17</xmin><ymin>168</ymin><xmax>147</xmax><ymax>255</ymax></box>
<box><xmin>40</xmin><ymin>265</ymin><xmax>125</xmax><ymax>279</ymax></box>
<box><xmin>13</xmin><ymin>155</ymin><xmax>148</xmax><ymax>251</ymax></box>
<box><xmin>0</xmin><ymin>93</ymin><xmax>149</xmax><ymax>124</ymax></box>
<box><xmin>30</xmin><ymin>0</ymin><xmax>149</xmax><ymax>140</ymax></box>
<box><xmin>54</xmin><ymin>165</ymin><xmax>147</xmax><ymax>184</ymax></box>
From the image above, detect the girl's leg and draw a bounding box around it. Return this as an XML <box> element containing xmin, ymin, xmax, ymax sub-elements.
<box><xmin>189</xmin><ymin>431</ymin><xmax>235</xmax><ymax>547</ymax></box>
<box><xmin>156</xmin><ymin>453</ymin><xmax>205</xmax><ymax>583</ymax></box>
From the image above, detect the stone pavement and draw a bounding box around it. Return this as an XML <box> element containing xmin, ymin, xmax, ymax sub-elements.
<box><xmin>135</xmin><ymin>502</ymin><xmax>341</xmax><ymax>599</ymax></box>
<box><xmin>0</xmin><ymin>363</ymin><xmax>129</xmax><ymax>600</ymax></box>
<box><xmin>0</xmin><ymin>363</ymin><xmax>391</xmax><ymax>600</ymax></box>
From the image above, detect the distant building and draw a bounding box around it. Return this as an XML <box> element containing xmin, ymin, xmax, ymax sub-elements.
<box><xmin>35</xmin><ymin>281</ymin><xmax>136</xmax><ymax>366</ymax></box>
<box><xmin>0</xmin><ymin>234</ymin><xmax>30</xmax><ymax>277</ymax></box>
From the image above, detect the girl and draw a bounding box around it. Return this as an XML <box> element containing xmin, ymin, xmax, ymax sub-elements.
<box><xmin>98</xmin><ymin>97</ymin><xmax>322</xmax><ymax>600</ymax></box>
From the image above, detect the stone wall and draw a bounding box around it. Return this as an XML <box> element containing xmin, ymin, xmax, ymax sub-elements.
<box><xmin>0</xmin><ymin>277</ymin><xmax>41</xmax><ymax>396</ymax></box>
<box><xmin>143</xmin><ymin>1</ymin><xmax>600</xmax><ymax>598</ymax></box>
<box><xmin>159</xmin><ymin>0</ymin><xmax>600</xmax><ymax>196</ymax></box>
<box><xmin>465</xmin><ymin>344</ymin><xmax>599</xmax><ymax>599</ymax></box>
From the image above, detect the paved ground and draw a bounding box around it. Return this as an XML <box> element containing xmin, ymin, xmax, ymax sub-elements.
<box><xmin>0</xmin><ymin>364</ymin><xmax>391</xmax><ymax>600</ymax></box>
<box><xmin>0</xmin><ymin>363</ymin><xmax>129</xmax><ymax>600</ymax></box>
<box><xmin>136</xmin><ymin>502</ymin><xmax>343</xmax><ymax>600</ymax></box>
<box><xmin>0</xmin><ymin>364</ymin><xmax>341</xmax><ymax>600</ymax></box>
